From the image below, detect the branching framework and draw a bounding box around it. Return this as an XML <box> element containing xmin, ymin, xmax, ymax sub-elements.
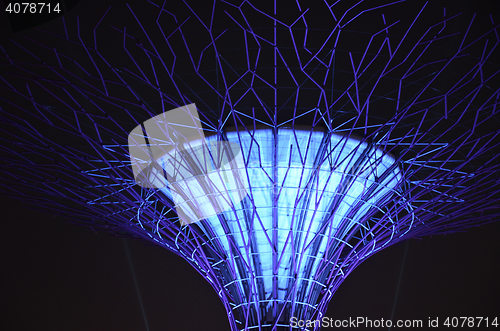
<box><xmin>1</xmin><ymin>1</ymin><xmax>500</xmax><ymax>330</ymax></box>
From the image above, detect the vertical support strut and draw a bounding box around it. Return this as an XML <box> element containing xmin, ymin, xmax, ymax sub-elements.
<box><xmin>271</xmin><ymin>0</ymin><xmax>279</xmax><ymax>327</ymax></box>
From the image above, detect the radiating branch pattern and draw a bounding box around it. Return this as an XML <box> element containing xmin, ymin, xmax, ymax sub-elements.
<box><xmin>1</xmin><ymin>1</ymin><xmax>499</xmax><ymax>330</ymax></box>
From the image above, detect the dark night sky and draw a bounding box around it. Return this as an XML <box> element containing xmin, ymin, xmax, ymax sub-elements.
<box><xmin>1</xmin><ymin>1</ymin><xmax>500</xmax><ymax>330</ymax></box>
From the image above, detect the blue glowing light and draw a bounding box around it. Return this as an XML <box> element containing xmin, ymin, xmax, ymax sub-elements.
<box><xmin>159</xmin><ymin>127</ymin><xmax>401</xmax><ymax>321</ymax></box>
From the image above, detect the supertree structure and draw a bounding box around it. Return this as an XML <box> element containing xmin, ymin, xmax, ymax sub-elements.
<box><xmin>1</xmin><ymin>1</ymin><xmax>500</xmax><ymax>330</ymax></box>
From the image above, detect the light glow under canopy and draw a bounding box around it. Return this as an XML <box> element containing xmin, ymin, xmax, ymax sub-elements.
<box><xmin>160</xmin><ymin>127</ymin><xmax>401</xmax><ymax>328</ymax></box>
<box><xmin>2</xmin><ymin>1</ymin><xmax>500</xmax><ymax>330</ymax></box>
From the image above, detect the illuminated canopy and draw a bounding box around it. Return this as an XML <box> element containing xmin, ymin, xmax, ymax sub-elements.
<box><xmin>157</xmin><ymin>127</ymin><xmax>401</xmax><ymax>327</ymax></box>
<box><xmin>1</xmin><ymin>1</ymin><xmax>499</xmax><ymax>330</ymax></box>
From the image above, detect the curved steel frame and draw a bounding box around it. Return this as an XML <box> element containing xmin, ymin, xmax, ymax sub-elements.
<box><xmin>1</xmin><ymin>1</ymin><xmax>500</xmax><ymax>330</ymax></box>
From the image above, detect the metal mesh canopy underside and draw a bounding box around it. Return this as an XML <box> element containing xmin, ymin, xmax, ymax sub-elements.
<box><xmin>177</xmin><ymin>128</ymin><xmax>402</xmax><ymax>327</ymax></box>
<box><xmin>1</xmin><ymin>1</ymin><xmax>500</xmax><ymax>330</ymax></box>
